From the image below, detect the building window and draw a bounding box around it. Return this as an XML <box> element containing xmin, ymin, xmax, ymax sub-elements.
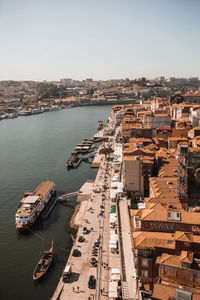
<box><xmin>142</xmin><ymin>259</ymin><xmax>148</xmax><ymax>267</ymax></box>
<box><xmin>142</xmin><ymin>270</ymin><xmax>148</xmax><ymax>277</ymax></box>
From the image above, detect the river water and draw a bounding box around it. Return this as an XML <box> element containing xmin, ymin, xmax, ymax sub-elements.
<box><xmin>0</xmin><ymin>105</ymin><xmax>111</xmax><ymax>300</ymax></box>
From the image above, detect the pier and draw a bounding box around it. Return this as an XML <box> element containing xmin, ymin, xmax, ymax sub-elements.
<box><xmin>42</xmin><ymin>191</ymin><xmax>80</xmax><ymax>220</ymax></box>
<box><xmin>56</xmin><ymin>191</ymin><xmax>79</xmax><ymax>201</ymax></box>
<box><xmin>66</xmin><ymin>134</ymin><xmax>108</xmax><ymax>170</ymax></box>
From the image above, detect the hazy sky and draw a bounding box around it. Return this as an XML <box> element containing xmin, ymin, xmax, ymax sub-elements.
<box><xmin>0</xmin><ymin>0</ymin><xmax>200</xmax><ymax>81</ymax></box>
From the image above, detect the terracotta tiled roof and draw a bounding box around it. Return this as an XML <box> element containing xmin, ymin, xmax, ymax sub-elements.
<box><xmin>132</xmin><ymin>231</ymin><xmax>176</xmax><ymax>249</ymax></box>
<box><xmin>136</xmin><ymin>208</ymin><xmax>200</xmax><ymax>225</ymax></box>
<box><xmin>174</xmin><ymin>231</ymin><xmax>192</xmax><ymax>242</ymax></box>
<box><xmin>156</xmin><ymin>251</ymin><xmax>194</xmax><ymax>267</ymax></box>
<box><xmin>153</xmin><ymin>283</ymin><xmax>200</xmax><ymax>300</ymax></box>
<box><xmin>152</xmin><ymin>283</ymin><xmax>176</xmax><ymax>300</ymax></box>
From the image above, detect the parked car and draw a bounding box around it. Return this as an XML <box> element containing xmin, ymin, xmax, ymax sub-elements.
<box><xmin>72</xmin><ymin>249</ymin><xmax>80</xmax><ymax>257</ymax></box>
<box><xmin>62</xmin><ymin>265</ymin><xmax>71</xmax><ymax>283</ymax></box>
<box><xmin>88</xmin><ymin>275</ymin><xmax>96</xmax><ymax>289</ymax></box>
<box><xmin>82</xmin><ymin>226</ymin><xmax>87</xmax><ymax>234</ymax></box>
<box><xmin>90</xmin><ymin>257</ymin><xmax>97</xmax><ymax>267</ymax></box>
<box><xmin>78</xmin><ymin>236</ymin><xmax>85</xmax><ymax>243</ymax></box>
<box><xmin>92</xmin><ymin>248</ymin><xmax>98</xmax><ymax>253</ymax></box>
<box><xmin>94</xmin><ymin>239</ymin><xmax>100</xmax><ymax>247</ymax></box>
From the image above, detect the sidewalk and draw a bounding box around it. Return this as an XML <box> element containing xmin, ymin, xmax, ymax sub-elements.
<box><xmin>119</xmin><ymin>198</ymin><xmax>137</xmax><ymax>299</ymax></box>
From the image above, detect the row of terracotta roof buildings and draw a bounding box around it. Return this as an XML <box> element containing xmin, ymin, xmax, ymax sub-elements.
<box><xmin>112</xmin><ymin>97</ymin><xmax>200</xmax><ymax>299</ymax></box>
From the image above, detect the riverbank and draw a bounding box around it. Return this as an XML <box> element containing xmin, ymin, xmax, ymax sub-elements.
<box><xmin>51</xmin><ymin>175</ymin><xmax>101</xmax><ymax>299</ymax></box>
<box><xmin>0</xmin><ymin>99</ymin><xmax>137</xmax><ymax>122</ymax></box>
<box><xmin>67</xmin><ymin>180</ymin><xmax>95</xmax><ymax>233</ymax></box>
<box><xmin>0</xmin><ymin>105</ymin><xmax>112</xmax><ymax>300</ymax></box>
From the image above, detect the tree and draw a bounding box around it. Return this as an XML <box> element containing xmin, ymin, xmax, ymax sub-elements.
<box><xmin>35</xmin><ymin>83</ymin><xmax>59</xmax><ymax>99</ymax></box>
<box><xmin>99</xmin><ymin>147</ymin><xmax>114</xmax><ymax>159</ymax></box>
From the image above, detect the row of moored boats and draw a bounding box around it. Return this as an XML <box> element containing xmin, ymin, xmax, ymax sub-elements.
<box><xmin>0</xmin><ymin>106</ymin><xmax>61</xmax><ymax>120</ymax></box>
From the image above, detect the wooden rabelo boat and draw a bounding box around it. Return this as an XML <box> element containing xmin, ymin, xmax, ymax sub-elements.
<box><xmin>33</xmin><ymin>241</ymin><xmax>54</xmax><ymax>280</ymax></box>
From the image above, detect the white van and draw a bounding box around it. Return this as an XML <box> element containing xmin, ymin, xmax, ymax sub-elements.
<box><xmin>62</xmin><ymin>265</ymin><xmax>71</xmax><ymax>283</ymax></box>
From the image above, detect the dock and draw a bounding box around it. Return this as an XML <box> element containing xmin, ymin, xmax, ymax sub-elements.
<box><xmin>42</xmin><ymin>191</ymin><xmax>80</xmax><ymax>219</ymax></box>
<box><xmin>56</xmin><ymin>191</ymin><xmax>79</xmax><ymax>201</ymax></box>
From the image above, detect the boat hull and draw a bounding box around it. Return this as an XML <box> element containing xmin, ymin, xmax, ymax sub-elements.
<box><xmin>16</xmin><ymin>219</ymin><xmax>36</xmax><ymax>232</ymax></box>
<box><xmin>33</xmin><ymin>258</ymin><xmax>52</xmax><ymax>280</ymax></box>
<box><xmin>33</xmin><ymin>241</ymin><xmax>54</xmax><ymax>280</ymax></box>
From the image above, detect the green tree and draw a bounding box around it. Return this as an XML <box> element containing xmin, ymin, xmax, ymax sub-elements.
<box><xmin>35</xmin><ymin>83</ymin><xmax>59</xmax><ymax>99</ymax></box>
<box><xmin>99</xmin><ymin>147</ymin><xmax>114</xmax><ymax>159</ymax></box>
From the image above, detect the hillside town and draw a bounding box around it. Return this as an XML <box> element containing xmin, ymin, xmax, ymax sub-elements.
<box><xmin>2</xmin><ymin>76</ymin><xmax>200</xmax><ymax>299</ymax></box>
<box><xmin>110</xmin><ymin>98</ymin><xmax>200</xmax><ymax>299</ymax></box>
<box><xmin>50</xmin><ymin>82</ymin><xmax>200</xmax><ymax>300</ymax></box>
<box><xmin>0</xmin><ymin>76</ymin><xmax>200</xmax><ymax>119</ymax></box>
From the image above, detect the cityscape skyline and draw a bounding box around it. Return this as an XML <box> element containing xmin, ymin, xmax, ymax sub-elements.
<box><xmin>0</xmin><ymin>0</ymin><xmax>200</xmax><ymax>81</ymax></box>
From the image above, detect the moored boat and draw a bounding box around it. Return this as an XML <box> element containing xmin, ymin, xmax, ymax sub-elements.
<box><xmin>15</xmin><ymin>181</ymin><xmax>56</xmax><ymax>232</ymax></box>
<box><xmin>33</xmin><ymin>241</ymin><xmax>54</xmax><ymax>280</ymax></box>
<box><xmin>7</xmin><ymin>113</ymin><xmax>18</xmax><ymax>119</ymax></box>
<box><xmin>18</xmin><ymin>109</ymin><xmax>32</xmax><ymax>116</ymax></box>
<box><xmin>31</xmin><ymin>108</ymin><xmax>43</xmax><ymax>114</ymax></box>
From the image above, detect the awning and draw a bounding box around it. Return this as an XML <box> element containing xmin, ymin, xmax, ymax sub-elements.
<box><xmin>110</xmin><ymin>205</ymin><xmax>116</xmax><ymax>214</ymax></box>
<box><xmin>111</xmin><ymin>274</ymin><xmax>120</xmax><ymax>281</ymax></box>
<box><xmin>111</xmin><ymin>268</ymin><xmax>120</xmax><ymax>274</ymax></box>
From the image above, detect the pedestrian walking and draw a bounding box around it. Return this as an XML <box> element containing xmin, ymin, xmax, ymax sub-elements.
<box><xmin>73</xmin><ymin>287</ymin><xmax>74</xmax><ymax>292</ymax></box>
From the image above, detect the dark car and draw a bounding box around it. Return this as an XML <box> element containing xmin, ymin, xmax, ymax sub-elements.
<box><xmin>90</xmin><ymin>257</ymin><xmax>97</xmax><ymax>267</ymax></box>
<box><xmin>88</xmin><ymin>275</ymin><xmax>96</xmax><ymax>289</ymax></box>
<box><xmin>78</xmin><ymin>236</ymin><xmax>85</xmax><ymax>243</ymax></box>
<box><xmin>82</xmin><ymin>226</ymin><xmax>87</xmax><ymax>234</ymax></box>
<box><xmin>92</xmin><ymin>248</ymin><xmax>98</xmax><ymax>253</ymax></box>
<box><xmin>72</xmin><ymin>248</ymin><xmax>80</xmax><ymax>257</ymax></box>
<box><xmin>93</xmin><ymin>239</ymin><xmax>100</xmax><ymax>247</ymax></box>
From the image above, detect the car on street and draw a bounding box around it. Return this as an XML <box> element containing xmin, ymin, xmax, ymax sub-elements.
<box><xmin>92</xmin><ymin>248</ymin><xmax>98</xmax><ymax>253</ymax></box>
<box><xmin>94</xmin><ymin>239</ymin><xmax>100</xmax><ymax>247</ymax></box>
<box><xmin>88</xmin><ymin>275</ymin><xmax>96</xmax><ymax>289</ymax></box>
<box><xmin>78</xmin><ymin>236</ymin><xmax>85</xmax><ymax>243</ymax></box>
<box><xmin>90</xmin><ymin>257</ymin><xmax>97</xmax><ymax>267</ymax></box>
<box><xmin>72</xmin><ymin>248</ymin><xmax>81</xmax><ymax>257</ymax></box>
<box><xmin>82</xmin><ymin>226</ymin><xmax>88</xmax><ymax>234</ymax></box>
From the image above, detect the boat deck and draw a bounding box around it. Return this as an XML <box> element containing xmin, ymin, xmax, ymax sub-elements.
<box><xmin>34</xmin><ymin>181</ymin><xmax>54</xmax><ymax>196</ymax></box>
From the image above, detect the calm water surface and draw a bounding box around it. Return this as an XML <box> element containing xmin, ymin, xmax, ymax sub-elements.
<box><xmin>0</xmin><ymin>105</ymin><xmax>111</xmax><ymax>300</ymax></box>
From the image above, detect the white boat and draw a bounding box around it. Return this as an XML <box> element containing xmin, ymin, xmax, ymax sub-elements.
<box><xmin>0</xmin><ymin>114</ymin><xmax>7</xmax><ymax>120</ymax></box>
<box><xmin>50</xmin><ymin>105</ymin><xmax>60</xmax><ymax>111</ymax></box>
<box><xmin>31</xmin><ymin>108</ymin><xmax>43</xmax><ymax>114</ymax></box>
<box><xmin>7</xmin><ymin>113</ymin><xmax>18</xmax><ymax>119</ymax></box>
<box><xmin>18</xmin><ymin>109</ymin><xmax>32</xmax><ymax>116</ymax></box>
<box><xmin>15</xmin><ymin>181</ymin><xmax>56</xmax><ymax>232</ymax></box>
<box><xmin>43</xmin><ymin>107</ymin><xmax>51</xmax><ymax>112</ymax></box>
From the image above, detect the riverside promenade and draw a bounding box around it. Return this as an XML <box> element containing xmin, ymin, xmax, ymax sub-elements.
<box><xmin>51</xmin><ymin>117</ymin><xmax>138</xmax><ymax>300</ymax></box>
<box><xmin>51</xmin><ymin>152</ymin><xmax>112</xmax><ymax>300</ymax></box>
